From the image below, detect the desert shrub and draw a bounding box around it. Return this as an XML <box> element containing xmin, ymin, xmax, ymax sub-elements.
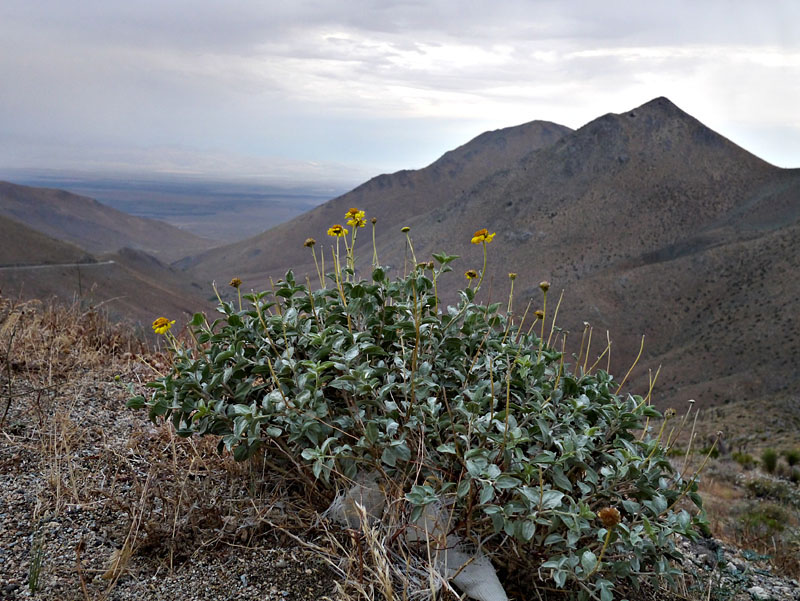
<box><xmin>698</xmin><ymin>444</ymin><xmax>720</xmax><ymax>459</ymax></box>
<box><xmin>732</xmin><ymin>451</ymin><xmax>756</xmax><ymax>470</ymax></box>
<box><xmin>129</xmin><ymin>223</ymin><xmax>707</xmax><ymax>600</ymax></box>
<box><xmin>746</xmin><ymin>477</ymin><xmax>800</xmax><ymax>508</ymax></box>
<box><xmin>784</xmin><ymin>448</ymin><xmax>800</xmax><ymax>467</ymax></box>
<box><xmin>761</xmin><ymin>448</ymin><xmax>779</xmax><ymax>474</ymax></box>
<box><xmin>737</xmin><ymin>502</ymin><xmax>790</xmax><ymax>544</ymax></box>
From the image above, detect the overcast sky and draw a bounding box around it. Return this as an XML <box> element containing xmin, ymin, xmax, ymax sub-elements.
<box><xmin>1</xmin><ymin>1</ymin><xmax>798</xmax><ymax>186</ymax></box>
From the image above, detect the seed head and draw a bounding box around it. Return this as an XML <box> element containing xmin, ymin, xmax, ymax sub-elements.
<box><xmin>371</xmin><ymin>217</ymin><xmax>377</xmax><ymax>224</ymax></box>
<box><xmin>664</xmin><ymin>408</ymin><xmax>677</xmax><ymax>420</ymax></box>
<box><xmin>534</xmin><ymin>309</ymin><xmax>545</xmax><ymax>320</ymax></box>
<box><xmin>598</xmin><ymin>507</ymin><xmax>621</xmax><ymax>529</ymax></box>
<box><xmin>229</xmin><ymin>277</ymin><xmax>242</xmax><ymax>289</ymax></box>
<box><xmin>304</xmin><ymin>237</ymin><xmax>316</xmax><ymax>248</ymax></box>
<box><xmin>427</xmin><ymin>261</ymin><xmax>435</xmax><ymax>270</ymax></box>
<box><xmin>508</xmin><ymin>272</ymin><xmax>517</xmax><ymax>280</ymax></box>
<box><xmin>539</xmin><ymin>281</ymin><xmax>551</xmax><ymax>292</ymax></box>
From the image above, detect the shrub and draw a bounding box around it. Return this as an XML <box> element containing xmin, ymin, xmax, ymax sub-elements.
<box><xmin>762</xmin><ymin>448</ymin><xmax>779</xmax><ymax>474</ymax></box>
<box><xmin>746</xmin><ymin>477</ymin><xmax>800</xmax><ymax>509</ymax></box>
<box><xmin>732</xmin><ymin>451</ymin><xmax>757</xmax><ymax>470</ymax></box>
<box><xmin>738</xmin><ymin>502</ymin><xmax>790</xmax><ymax>542</ymax></box>
<box><xmin>129</xmin><ymin>221</ymin><xmax>707</xmax><ymax>600</ymax></box>
<box><xmin>784</xmin><ymin>448</ymin><xmax>800</xmax><ymax>467</ymax></box>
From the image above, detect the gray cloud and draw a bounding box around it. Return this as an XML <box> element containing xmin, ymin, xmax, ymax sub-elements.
<box><xmin>1</xmin><ymin>0</ymin><xmax>799</xmax><ymax>181</ymax></box>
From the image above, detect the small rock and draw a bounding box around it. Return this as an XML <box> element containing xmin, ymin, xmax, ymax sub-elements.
<box><xmin>748</xmin><ymin>585</ymin><xmax>771</xmax><ymax>600</ymax></box>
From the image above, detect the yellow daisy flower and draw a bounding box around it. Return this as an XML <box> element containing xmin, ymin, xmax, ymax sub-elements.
<box><xmin>152</xmin><ymin>317</ymin><xmax>175</xmax><ymax>335</ymax></box>
<box><xmin>345</xmin><ymin>208</ymin><xmax>366</xmax><ymax>227</ymax></box>
<box><xmin>327</xmin><ymin>224</ymin><xmax>348</xmax><ymax>237</ymax></box>
<box><xmin>471</xmin><ymin>228</ymin><xmax>496</xmax><ymax>244</ymax></box>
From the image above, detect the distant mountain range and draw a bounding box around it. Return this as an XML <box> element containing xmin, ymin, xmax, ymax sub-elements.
<box><xmin>179</xmin><ymin>97</ymin><xmax>800</xmax><ymax>408</ymax></box>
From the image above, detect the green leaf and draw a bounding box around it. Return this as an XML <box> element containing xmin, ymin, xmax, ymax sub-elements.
<box><xmin>381</xmin><ymin>446</ymin><xmax>397</xmax><ymax>467</ymax></box>
<box><xmin>494</xmin><ymin>474</ymin><xmax>521</xmax><ymax>489</ymax></box>
<box><xmin>519</xmin><ymin>520</ymin><xmax>535</xmax><ymax>541</ymax></box>
<box><xmin>126</xmin><ymin>396</ymin><xmax>146</xmax><ymax>409</ymax></box>
<box><xmin>580</xmin><ymin>550</ymin><xmax>597</xmax><ymax>574</ymax></box>
<box><xmin>541</xmin><ymin>490</ymin><xmax>565</xmax><ymax>510</ymax></box>
<box><xmin>479</xmin><ymin>483</ymin><xmax>494</xmax><ymax>504</ymax></box>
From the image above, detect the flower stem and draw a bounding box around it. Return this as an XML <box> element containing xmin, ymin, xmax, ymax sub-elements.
<box><xmin>476</xmin><ymin>241</ymin><xmax>487</xmax><ymax>289</ymax></box>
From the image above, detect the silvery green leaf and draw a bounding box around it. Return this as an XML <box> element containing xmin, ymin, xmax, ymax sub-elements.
<box><xmin>580</xmin><ymin>550</ymin><xmax>597</xmax><ymax>574</ymax></box>
<box><xmin>541</xmin><ymin>490</ymin><xmax>565</xmax><ymax>509</ymax></box>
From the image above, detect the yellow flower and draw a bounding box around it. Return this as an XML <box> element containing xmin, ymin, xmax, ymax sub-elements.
<box><xmin>152</xmin><ymin>317</ymin><xmax>175</xmax><ymax>335</ymax></box>
<box><xmin>597</xmin><ymin>507</ymin><xmax>621</xmax><ymax>529</ymax></box>
<box><xmin>327</xmin><ymin>224</ymin><xmax>348</xmax><ymax>237</ymax></box>
<box><xmin>303</xmin><ymin>237</ymin><xmax>316</xmax><ymax>247</ymax></box>
<box><xmin>401</xmin><ymin>226</ymin><xmax>410</xmax><ymax>233</ymax></box>
<box><xmin>345</xmin><ymin>208</ymin><xmax>366</xmax><ymax>227</ymax></box>
<box><xmin>465</xmin><ymin>269</ymin><xmax>478</xmax><ymax>280</ymax></box>
<box><xmin>229</xmin><ymin>277</ymin><xmax>242</xmax><ymax>288</ymax></box>
<box><xmin>471</xmin><ymin>228</ymin><xmax>496</xmax><ymax>244</ymax></box>
<box><xmin>508</xmin><ymin>272</ymin><xmax>517</xmax><ymax>280</ymax></box>
<box><xmin>534</xmin><ymin>309</ymin><xmax>545</xmax><ymax>320</ymax></box>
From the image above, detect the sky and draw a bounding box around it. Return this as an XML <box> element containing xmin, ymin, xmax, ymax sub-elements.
<box><xmin>1</xmin><ymin>1</ymin><xmax>799</xmax><ymax>187</ymax></box>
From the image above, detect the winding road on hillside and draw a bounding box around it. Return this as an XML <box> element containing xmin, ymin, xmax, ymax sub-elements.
<box><xmin>0</xmin><ymin>260</ymin><xmax>116</xmax><ymax>271</ymax></box>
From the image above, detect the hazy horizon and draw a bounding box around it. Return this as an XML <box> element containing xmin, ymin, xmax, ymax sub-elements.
<box><xmin>2</xmin><ymin>1</ymin><xmax>799</xmax><ymax>183</ymax></box>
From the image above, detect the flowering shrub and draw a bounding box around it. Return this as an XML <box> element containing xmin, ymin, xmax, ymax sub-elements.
<box><xmin>129</xmin><ymin>216</ymin><xmax>707</xmax><ymax>600</ymax></box>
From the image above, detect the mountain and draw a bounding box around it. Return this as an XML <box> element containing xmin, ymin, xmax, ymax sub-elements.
<box><xmin>181</xmin><ymin>97</ymin><xmax>800</xmax><ymax>408</ymax></box>
<box><xmin>0</xmin><ymin>213</ymin><xmax>213</xmax><ymax>328</ymax></box>
<box><xmin>0</xmin><ymin>213</ymin><xmax>93</xmax><ymax>267</ymax></box>
<box><xmin>175</xmin><ymin>119</ymin><xmax>573</xmax><ymax>279</ymax></box>
<box><xmin>0</xmin><ymin>181</ymin><xmax>216</xmax><ymax>262</ymax></box>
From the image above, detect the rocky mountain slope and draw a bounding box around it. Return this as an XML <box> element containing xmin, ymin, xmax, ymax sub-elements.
<box><xmin>180</xmin><ymin>97</ymin><xmax>800</xmax><ymax>408</ymax></box>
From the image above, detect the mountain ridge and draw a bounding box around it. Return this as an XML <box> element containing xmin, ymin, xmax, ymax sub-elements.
<box><xmin>180</xmin><ymin>96</ymin><xmax>799</xmax><ymax>409</ymax></box>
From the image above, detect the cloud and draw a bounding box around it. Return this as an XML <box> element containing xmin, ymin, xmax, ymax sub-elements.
<box><xmin>1</xmin><ymin>0</ymin><xmax>798</xmax><ymax>177</ymax></box>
